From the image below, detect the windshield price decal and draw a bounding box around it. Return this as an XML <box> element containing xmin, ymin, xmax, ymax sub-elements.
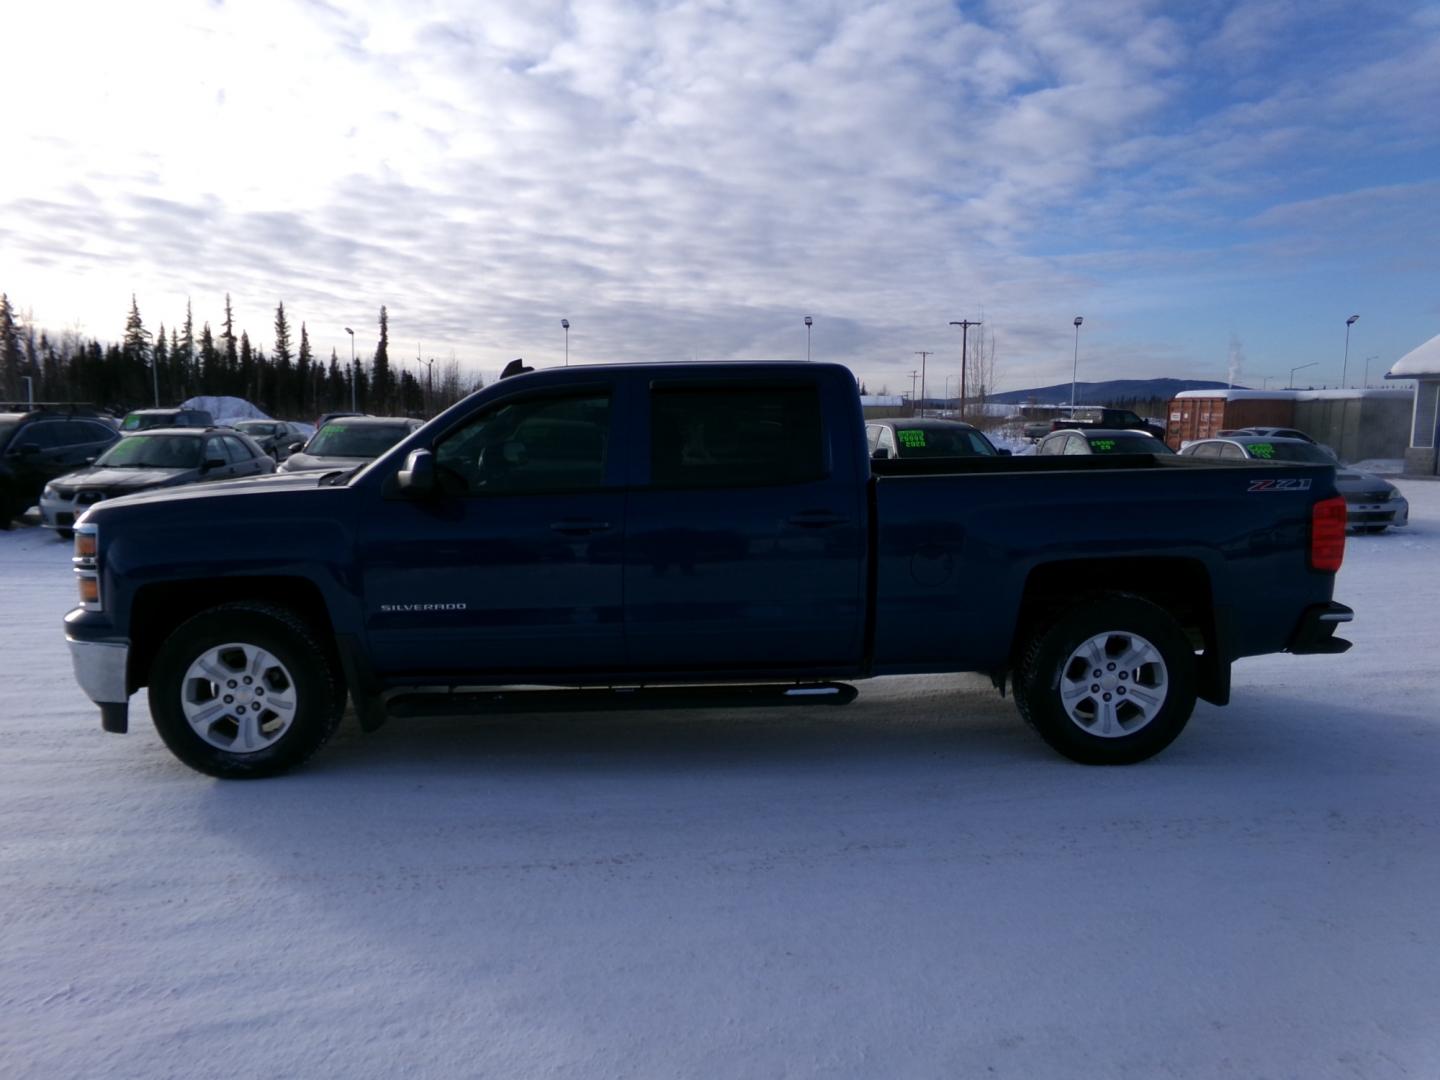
<box><xmin>1248</xmin><ymin>478</ymin><xmax>1312</xmax><ymax>492</ymax></box>
<box><xmin>1250</xmin><ymin>443</ymin><xmax>1275</xmax><ymax>459</ymax></box>
<box><xmin>898</xmin><ymin>430</ymin><xmax>926</xmax><ymax>448</ymax></box>
<box><xmin>1092</xmin><ymin>439</ymin><xmax>1116</xmax><ymax>452</ymax></box>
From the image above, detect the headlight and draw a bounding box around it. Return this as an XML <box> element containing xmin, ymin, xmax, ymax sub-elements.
<box><xmin>73</xmin><ymin>524</ymin><xmax>102</xmax><ymax>611</ymax></box>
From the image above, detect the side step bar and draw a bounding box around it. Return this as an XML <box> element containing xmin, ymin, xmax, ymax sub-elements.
<box><xmin>385</xmin><ymin>682</ymin><xmax>859</xmax><ymax>719</ymax></box>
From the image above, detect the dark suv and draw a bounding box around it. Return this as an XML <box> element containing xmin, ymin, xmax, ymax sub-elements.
<box><xmin>0</xmin><ymin>409</ymin><xmax>121</xmax><ymax>527</ymax></box>
<box><xmin>119</xmin><ymin>408</ymin><xmax>216</xmax><ymax>432</ymax></box>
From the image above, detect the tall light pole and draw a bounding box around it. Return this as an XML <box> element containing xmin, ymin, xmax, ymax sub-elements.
<box><xmin>561</xmin><ymin>318</ymin><xmax>570</xmax><ymax>366</ymax></box>
<box><xmin>804</xmin><ymin>315</ymin><xmax>813</xmax><ymax>361</ymax></box>
<box><xmin>1363</xmin><ymin>355</ymin><xmax>1377</xmax><ymax>390</ymax></box>
<box><xmin>1289</xmin><ymin>361</ymin><xmax>1317</xmax><ymax>388</ymax></box>
<box><xmin>1342</xmin><ymin>314</ymin><xmax>1359</xmax><ymax>386</ymax></box>
<box><xmin>424</xmin><ymin>356</ymin><xmax>435</xmax><ymax>414</ymax></box>
<box><xmin>908</xmin><ymin>369</ymin><xmax>919</xmax><ymax>413</ymax></box>
<box><xmin>949</xmin><ymin>319</ymin><xmax>981</xmax><ymax>417</ymax></box>
<box><xmin>344</xmin><ymin>327</ymin><xmax>356</xmax><ymax>411</ymax></box>
<box><xmin>915</xmin><ymin>351</ymin><xmax>932</xmax><ymax>417</ymax></box>
<box><xmin>1070</xmin><ymin>316</ymin><xmax>1084</xmax><ymax>410</ymax></box>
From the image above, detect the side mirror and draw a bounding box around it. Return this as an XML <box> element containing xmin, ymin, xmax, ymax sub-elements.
<box><xmin>397</xmin><ymin>448</ymin><xmax>436</xmax><ymax>495</ymax></box>
<box><xmin>84</xmin><ymin>456</ymin><xmax>97</xmax><ymax>465</ymax></box>
<box><xmin>287</xmin><ymin>441</ymin><xmax>304</xmax><ymax>454</ymax></box>
<box><xmin>202</xmin><ymin>457</ymin><xmax>226</xmax><ymax>472</ymax></box>
<box><xmin>997</xmin><ymin>448</ymin><xmax>1012</xmax><ymax>457</ymax></box>
<box><xmin>872</xmin><ymin>447</ymin><xmax>890</xmax><ymax>460</ymax></box>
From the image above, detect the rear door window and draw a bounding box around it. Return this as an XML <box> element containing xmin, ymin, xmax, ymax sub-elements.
<box><xmin>649</xmin><ymin>385</ymin><xmax>824</xmax><ymax>488</ymax></box>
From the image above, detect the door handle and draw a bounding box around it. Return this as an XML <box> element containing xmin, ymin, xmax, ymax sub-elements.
<box><xmin>550</xmin><ymin>519</ymin><xmax>611</xmax><ymax>536</ymax></box>
<box><xmin>786</xmin><ymin>510</ymin><xmax>849</xmax><ymax>529</ymax></box>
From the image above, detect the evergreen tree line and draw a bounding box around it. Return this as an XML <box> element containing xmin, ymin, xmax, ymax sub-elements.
<box><xmin>0</xmin><ymin>292</ymin><xmax>484</xmax><ymax>420</ymax></box>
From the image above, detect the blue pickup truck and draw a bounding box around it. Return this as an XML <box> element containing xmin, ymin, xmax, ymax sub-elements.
<box><xmin>64</xmin><ymin>362</ymin><xmax>1353</xmax><ymax>778</ymax></box>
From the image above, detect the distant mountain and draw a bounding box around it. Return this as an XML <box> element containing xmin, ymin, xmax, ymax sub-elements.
<box><xmin>986</xmin><ymin>378</ymin><xmax>1234</xmax><ymax>406</ymax></box>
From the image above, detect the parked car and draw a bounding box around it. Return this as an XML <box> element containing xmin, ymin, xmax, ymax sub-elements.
<box><xmin>866</xmin><ymin>418</ymin><xmax>1009</xmax><ymax>459</ymax></box>
<box><xmin>279</xmin><ymin>416</ymin><xmax>423</xmax><ymax>473</ymax></box>
<box><xmin>1217</xmin><ymin>426</ymin><xmax>1338</xmax><ymax>460</ymax></box>
<box><xmin>1036</xmin><ymin>428</ymin><xmax>1175</xmax><ymax>456</ymax></box>
<box><xmin>0</xmin><ymin>409</ymin><xmax>121</xmax><ymax>528</ymax></box>
<box><xmin>232</xmin><ymin>419</ymin><xmax>314</xmax><ymax>461</ymax></box>
<box><xmin>64</xmin><ymin>362</ymin><xmax>1352</xmax><ymax>778</ymax></box>
<box><xmin>1179</xmin><ymin>436</ymin><xmax>1407</xmax><ymax>531</ymax></box>
<box><xmin>39</xmin><ymin>428</ymin><xmax>275</xmax><ymax>538</ymax></box>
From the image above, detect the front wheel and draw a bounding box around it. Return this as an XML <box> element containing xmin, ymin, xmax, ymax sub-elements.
<box><xmin>148</xmin><ymin>602</ymin><xmax>345</xmax><ymax>778</ymax></box>
<box><xmin>1015</xmin><ymin>594</ymin><xmax>1197</xmax><ymax>765</ymax></box>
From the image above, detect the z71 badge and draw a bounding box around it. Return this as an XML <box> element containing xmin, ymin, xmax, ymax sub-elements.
<box><xmin>1248</xmin><ymin>478</ymin><xmax>1312</xmax><ymax>492</ymax></box>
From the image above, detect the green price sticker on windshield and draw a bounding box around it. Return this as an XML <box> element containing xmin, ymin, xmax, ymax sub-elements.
<box><xmin>898</xmin><ymin>430</ymin><xmax>927</xmax><ymax>448</ymax></box>
<box><xmin>1092</xmin><ymin>439</ymin><xmax>1116</xmax><ymax>452</ymax></box>
<box><xmin>1250</xmin><ymin>442</ymin><xmax>1275</xmax><ymax>459</ymax></box>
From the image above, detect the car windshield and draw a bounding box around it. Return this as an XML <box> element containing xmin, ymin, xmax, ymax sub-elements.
<box><xmin>1087</xmin><ymin>434</ymin><xmax>1171</xmax><ymax>453</ymax></box>
<box><xmin>893</xmin><ymin>427</ymin><xmax>996</xmax><ymax>457</ymax></box>
<box><xmin>303</xmin><ymin>423</ymin><xmax>411</xmax><ymax>458</ymax></box>
<box><xmin>0</xmin><ymin>419</ymin><xmax>19</xmax><ymax>447</ymax></box>
<box><xmin>1244</xmin><ymin>441</ymin><xmax>1332</xmax><ymax>463</ymax></box>
<box><xmin>234</xmin><ymin>421</ymin><xmax>278</xmax><ymax>436</ymax></box>
<box><xmin>96</xmin><ymin>434</ymin><xmax>203</xmax><ymax>469</ymax></box>
<box><xmin>121</xmin><ymin>413</ymin><xmax>177</xmax><ymax>431</ymax></box>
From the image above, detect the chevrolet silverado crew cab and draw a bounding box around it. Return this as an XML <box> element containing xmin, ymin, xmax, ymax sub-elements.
<box><xmin>64</xmin><ymin>362</ymin><xmax>1353</xmax><ymax>778</ymax></box>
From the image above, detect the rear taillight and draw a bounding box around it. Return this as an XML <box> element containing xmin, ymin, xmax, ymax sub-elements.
<box><xmin>1310</xmin><ymin>495</ymin><xmax>1346</xmax><ymax>572</ymax></box>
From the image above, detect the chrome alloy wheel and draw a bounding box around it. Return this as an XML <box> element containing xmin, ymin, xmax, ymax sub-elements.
<box><xmin>1058</xmin><ymin>630</ymin><xmax>1169</xmax><ymax>738</ymax></box>
<box><xmin>180</xmin><ymin>642</ymin><xmax>298</xmax><ymax>753</ymax></box>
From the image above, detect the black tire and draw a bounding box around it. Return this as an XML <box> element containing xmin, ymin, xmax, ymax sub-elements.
<box><xmin>148</xmin><ymin>602</ymin><xmax>345</xmax><ymax>778</ymax></box>
<box><xmin>1015</xmin><ymin>593</ymin><xmax>1197</xmax><ymax>765</ymax></box>
<box><xmin>1354</xmin><ymin>525</ymin><xmax>1387</xmax><ymax>535</ymax></box>
<box><xmin>0</xmin><ymin>480</ymin><xmax>15</xmax><ymax>530</ymax></box>
<box><xmin>57</xmin><ymin>528</ymin><xmax>74</xmax><ymax>541</ymax></box>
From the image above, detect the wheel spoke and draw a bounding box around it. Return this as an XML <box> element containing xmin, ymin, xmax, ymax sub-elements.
<box><xmin>1097</xmin><ymin>699</ymin><xmax>1118</xmax><ymax>736</ymax></box>
<box><xmin>1060</xmin><ymin>681</ymin><xmax>1092</xmax><ymax>707</ymax></box>
<box><xmin>234</xmin><ymin>710</ymin><xmax>263</xmax><ymax>753</ymax></box>
<box><xmin>185</xmin><ymin>700</ymin><xmax>228</xmax><ymax>729</ymax></box>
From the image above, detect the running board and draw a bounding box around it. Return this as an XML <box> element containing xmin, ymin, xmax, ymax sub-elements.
<box><xmin>385</xmin><ymin>682</ymin><xmax>859</xmax><ymax>719</ymax></box>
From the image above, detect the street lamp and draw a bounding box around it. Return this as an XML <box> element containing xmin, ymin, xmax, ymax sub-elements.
<box><xmin>804</xmin><ymin>315</ymin><xmax>813</xmax><ymax>361</ymax></box>
<box><xmin>1363</xmin><ymin>355</ymin><xmax>1378</xmax><ymax>390</ymax></box>
<box><xmin>561</xmin><ymin>318</ymin><xmax>570</xmax><ymax>366</ymax></box>
<box><xmin>1342</xmin><ymin>314</ymin><xmax>1358</xmax><ymax>386</ymax></box>
<box><xmin>1070</xmin><ymin>316</ymin><xmax>1084</xmax><ymax>410</ymax></box>
<box><xmin>948</xmin><ymin>319</ymin><xmax>981</xmax><ymax>417</ymax></box>
<box><xmin>344</xmin><ymin>327</ymin><xmax>356</xmax><ymax>411</ymax></box>
<box><xmin>1289</xmin><ymin>361</ymin><xmax>1317</xmax><ymax>388</ymax></box>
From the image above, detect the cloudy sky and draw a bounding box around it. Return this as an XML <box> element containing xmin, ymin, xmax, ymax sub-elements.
<box><xmin>3</xmin><ymin>0</ymin><xmax>1438</xmax><ymax>393</ymax></box>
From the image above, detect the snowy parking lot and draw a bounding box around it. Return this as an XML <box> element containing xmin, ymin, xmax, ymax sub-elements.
<box><xmin>4</xmin><ymin>485</ymin><xmax>1440</xmax><ymax>1079</ymax></box>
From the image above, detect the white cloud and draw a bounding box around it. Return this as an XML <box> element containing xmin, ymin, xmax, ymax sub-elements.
<box><xmin>2</xmin><ymin>0</ymin><xmax>1436</xmax><ymax>392</ymax></box>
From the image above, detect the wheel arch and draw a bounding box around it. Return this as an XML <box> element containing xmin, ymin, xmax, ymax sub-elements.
<box><xmin>1009</xmin><ymin>557</ymin><xmax>1229</xmax><ymax>706</ymax></box>
<box><xmin>128</xmin><ymin>576</ymin><xmax>338</xmax><ymax>695</ymax></box>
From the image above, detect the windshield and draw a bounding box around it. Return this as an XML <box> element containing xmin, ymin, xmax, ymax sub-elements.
<box><xmin>95</xmin><ymin>434</ymin><xmax>203</xmax><ymax>469</ymax></box>
<box><xmin>1088</xmin><ymin>434</ymin><xmax>1172</xmax><ymax>454</ymax></box>
<box><xmin>303</xmin><ymin>423</ymin><xmax>411</xmax><ymax>458</ymax></box>
<box><xmin>121</xmin><ymin>412</ymin><xmax>177</xmax><ymax>431</ymax></box>
<box><xmin>0</xmin><ymin>420</ymin><xmax>19</xmax><ymax>448</ymax></box>
<box><xmin>894</xmin><ymin>427</ymin><xmax>997</xmax><ymax>458</ymax></box>
<box><xmin>235</xmin><ymin>421</ymin><xmax>278</xmax><ymax>436</ymax></box>
<box><xmin>1244</xmin><ymin>441</ymin><xmax>1332</xmax><ymax>463</ymax></box>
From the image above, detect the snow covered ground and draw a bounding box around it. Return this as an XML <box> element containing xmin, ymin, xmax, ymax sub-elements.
<box><xmin>3</xmin><ymin>488</ymin><xmax>1439</xmax><ymax>1079</ymax></box>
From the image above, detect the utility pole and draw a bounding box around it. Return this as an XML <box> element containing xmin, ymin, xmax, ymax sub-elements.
<box><xmin>424</xmin><ymin>357</ymin><xmax>435</xmax><ymax>414</ymax></box>
<box><xmin>949</xmin><ymin>319</ymin><xmax>982</xmax><ymax>419</ymax></box>
<box><xmin>908</xmin><ymin>370</ymin><xmax>919</xmax><ymax>414</ymax></box>
<box><xmin>915</xmin><ymin>351</ymin><xmax>932</xmax><ymax>417</ymax></box>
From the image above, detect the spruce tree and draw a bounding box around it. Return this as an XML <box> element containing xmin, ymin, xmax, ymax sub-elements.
<box><xmin>0</xmin><ymin>293</ymin><xmax>21</xmax><ymax>400</ymax></box>
<box><xmin>297</xmin><ymin>322</ymin><xmax>313</xmax><ymax>415</ymax></box>
<box><xmin>122</xmin><ymin>296</ymin><xmax>153</xmax><ymax>405</ymax></box>
<box><xmin>372</xmin><ymin>305</ymin><xmax>391</xmax><ymax>412</ymax></box>
<box><xmin>180</xmin><ymin>300</ymin><xmax>195</xmax><ymax>393</ymax></box>
<box><xmin>200</xmin><ymin>323</ymin><xmax>218</xmax><ymax>394</ymax></box>
<box><xmin>154</xmin><ymin>323</ymin><xmax>169</xmax><ymax>403</ymax></box>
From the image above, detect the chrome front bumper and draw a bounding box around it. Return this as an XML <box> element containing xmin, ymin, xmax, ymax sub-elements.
<box><xmin>68</xmin><ymin>636</ymin><xmax>131</xmax><ymax>732</ymax></box>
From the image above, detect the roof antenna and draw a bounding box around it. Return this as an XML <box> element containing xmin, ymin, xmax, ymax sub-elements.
<box><xmin>500</xmin><ymin>358</ymin><xmax>533</xmax><ymax>379</ymax></box>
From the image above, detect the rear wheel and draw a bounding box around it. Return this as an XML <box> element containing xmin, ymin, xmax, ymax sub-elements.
<box><xmin>1015</xmin><ymin>594</ymin><xmax>1197</xmax><ymax>765</ymax></box>
<box><xmin>148</xmin><ymin>602</ymin><xmax>344</xmax><ymax>778</ymax></box>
